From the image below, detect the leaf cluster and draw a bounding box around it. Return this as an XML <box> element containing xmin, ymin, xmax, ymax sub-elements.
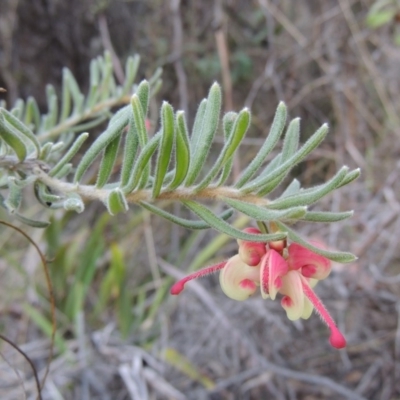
<box><xmin>0</xmin><ymin>52</ymin><xmax>359</xmax><ymax>262</ymax></box>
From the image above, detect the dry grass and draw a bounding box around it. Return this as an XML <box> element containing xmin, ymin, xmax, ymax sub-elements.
<box><xmin>0</xmin><ymin>0</ymin><xmax>400</xmax><ymax>399</ymax></box>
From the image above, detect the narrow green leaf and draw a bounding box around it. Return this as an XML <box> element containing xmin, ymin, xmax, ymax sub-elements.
<box><xmin>49</xmin><ymin>132</ymin><xmax>89</xmax><ymax>177</ymax></box>
<box><xmin>256</xmin><ymin>170</ymin><xmax>287</xmax><ymax>197</ymax></box>
<box><xmin>11</xmin><ymin>99</ymin><xmax>24</xmax><ymax>119</ymax></box>
<box><xmin>222</xmin><ymin>112</ymin><xmax>237</xmax><ymax>140</ymax></box>
<box><xmin>63</xmin><ymin>194</ymin><xmax>85</xmax><ymax>213</ymax></box>
<box><xmin>281</xmin><ymin>178</ymin><xmax>301</xmax><ymax>197</ymax></box>
<box><xmin>168</xmin><ymin>110</ymin><xmax>190</xmax><ymax>189</ymax></box>
<box><xmin>241</xmin><ymin>123</ymin><xmax>329</xmax><ymax>194</ymax></box>
<box><xmin>337</xmin><ymin>168</ymin><xmax>361</xmax><ymax>188</ymax></box>
<box><xmin>223</xmin><ymin>198</ymin><xmax>307</xmax><ymax>221</ymax></box>
<box><xmin>140</xmin><ymin>202</ymin><xmax>234</xmax><ymax>230</ymax></box>
<box><xmin>281</xmin><ymin>118</ymin><xmax>300</xmax><ymax>161</ymax></box>
<box><xmin>235</xmin><ymin>102</ymin><xmax>287</xmax><ymax>188</ymax></box>
<box><xmin>64</xmin><ymin>68</ymin><xmax>84</xmax><ymax>115</ymax></box>
<box><xmin>60</xmin><ymin>68</ymin><xmax>72</xmax><ymax>121</ymax></box>
<box><xmin>185</xmin><ymin>83</ymin><xmax>222</xmax><ymax>185</ymax></box>
<box><xmin>96</xmin><ymin>134</ymin><xmax>122</xmax><ymax>188</ymax></box>
<box><xmin>0</xmin><ymin>111</ymin><xmax>28</xmax><ymax>161</ymax></box>
<box><xmin>183</xmin><ymin>200</ymin><xmax>287</xmax><ymax>242</ymax></box>
<box><xmin>268</xmin><ymin>166</ymin><xmax>348</xmax><ymax>209</ymax></box>
<box><xmin>148</xmin><ymin>67</ymin><xmax>163</xmax><ymax>87</ymax></box>
<box><xmin>25</xmin><ymin>96</ymin><xmax>41</xmax><ymax>131</ymax></box>
<box><xmin>153</xmin><ymin>102</ymin><xmax>175</xmax><ymax>198</ymax></box>
<box><xmin>106</xmin><ymin>188</ymin><xmax>129</xmax><ymax>215</ymax></box>
<box><xmin>34</xmin><ymin>182</ymin><xmax>61</xmax><ymax>205</ymax></box>
<box><xmin>45</xmin><ymin>84</ymin><xmax>58</xmax><ymax>129</ymax></box>
<box><xmin>70</xmin><ymin>115</ymin><xmax>109</xmax><ymax>133</ymax></box>
<box><xmin>276</xmin><ymin>221</ymin><xmax>357</xmax><ymax>263</ymax></box>
<box><xmin>14</xmin><ymin>213</ymin><xmax>50</xmax><ymax>228</ymax></box>
<box><xmin>136</xmin><ymin>80</ymin><xmax>150</xmax><ymax>118</ymax></box>
<box><xmin>120</xmin><ymin>114</ymin><xmax>140</xmax><ymax>187</ymax></box>
<box><xmin>301</xmin><ymin>210</ymin><xmax>354</xmax><ymax>223</ymax></box>
<box><xmin>74</xmin><ymin>105</ymin><xmax>130</xmax><ymax>183</ymax></box>
<box><xmin>1</xmin><ymin>107</ymin><xmax>40</xmax><ymax>155</ymax></box>
<box><xmin>53</xmin><ymin>163</ymin><xmax>72</xmax><ymax>179</ymax></box>
<box><xmin>196</xmin><ymin>108</ymin><xmax>251</xmax><ymax>191</ymax></box>
<box><xmin>123</xmin><ymin>54</ymin><xmax>140</xmax><ymax>94</ymax></box>
<box><xmin>131</xmin><ymin>94</ymin><xmax>148</xmax><ymax>148</ymax></box>
<box><xmin>190</xmin><ymin>98</ymin><xmax>207</xmax><ymax>152</ymax></box>
<box><xmin>4</xmin><ymin>177</ymin><xmax>22</xmax><ymax>213</ymax></box>
<box><xmin>122</xmin><ymin>131</ymin><xmax>161</xmax><ymax>193</ymax></box>
<box><xmin>86</xmin><ymin>59</ymin><xmax>100</xmax><ymax>109</ymax></box>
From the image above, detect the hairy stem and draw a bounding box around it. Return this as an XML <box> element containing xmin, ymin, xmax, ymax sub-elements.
<box><xmin>33</xmin><ymin>167</ymin><xmax>270</xmax><ymax>206</ymax></box>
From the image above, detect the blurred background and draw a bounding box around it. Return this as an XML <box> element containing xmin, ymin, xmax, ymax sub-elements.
<box><xmin>1</xmin><ymin>0</ymin><xmax>400</xmax><ymax>399</ymax></box>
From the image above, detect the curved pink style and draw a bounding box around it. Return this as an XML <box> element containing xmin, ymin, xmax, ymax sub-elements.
<box><xmin>170</xmin><ymin>260</ymin><xmax>227</xmax><ymax>295</ymax></box>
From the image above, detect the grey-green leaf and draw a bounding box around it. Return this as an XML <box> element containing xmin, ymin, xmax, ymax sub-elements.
<box><xmin>223</xmin><ymin>198</ymin><xmax>307</xmax><ymax>221</ymax></box>
<box><xmin>1</xmin><ymin>108</ymin><xmax>40</xmax><ymax>155</ymax></box>
<box><xmin>185</xmin><ymin>83</ymin><xmax>222</xmax><ymax>186</ymax></box>
<box><xmin>96</xmin><ymin>134</ymin><xmax>122</xmax><ymax>188</ymax></box>
<box><xmin>195</xmin><ymin>108</ymin><xmax>251</xmax><ymax>191</ymax></box>
<box><xmin>268</xmin><ymin>166</ymin><xmax>348</xmax><ymax>209</ymax></box>
<box><xmin>241</xmin><ymin>123</ymin><xmax>329</xmax><ymax>194</ymax></box>
<box><xmin>74</xmin><ymin>105</ymin><xmax>130</xmax><ymax>183</ymax></box>
<box><xmin>235</xmin><ymin>101</ymin><xmax>287</xmax><ymax>188</ymax></box>
<box><xmin>276</xmin><ymin>221</ymin><xmax>357</xmax><ymax>263</ymax></box>
<box><xmin>0</xmin><ymin>111</ymin><xmax>28</xmax><ymax>161</ymax></box>
<box><xmin>168</xmin><ymin>110</ymin><xmax>190</xmax><ymax>189</ymax></box>
<box><xmin>106</xmin><ymin>188</ymin><xmax>129</xmax><ymax>215</ymax></box>
<box><xmin>140</xmin><ymin>202</ymin><xmax>233</xmax><ymax>230</ymax></box>
<box><xmin>301</xmin><ymin>210</ymin><xmax>354</xmax><ymax>223</ymax></box>
<box><xmin>153</xmin><ymin>102</ymin><xmax>175</xmax><ymax>198</ymax></box>
<box><xmin>122</xmin><ymin>131</ymin><xmax>161</xmax><ymax>193</ymax></box>
<box><xmin>183</xmin><ymin>200</ymin><xmax>287</xmax><ymax>242</ymax></box>
<box><xmin>49</xmin><ymin>132</ymin><xmax>89</xmax><ymax>177</ymax></box>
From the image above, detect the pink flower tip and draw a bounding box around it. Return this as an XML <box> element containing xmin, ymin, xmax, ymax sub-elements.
<box><xmin>170</xmin><ymin>281</ymin><xmax>185</xmax><ymax>295</ymax></box>
<box><xmin>329</xmin><ymin>328</ymin><xmax>347</xmax><ymax>349</ymax></box>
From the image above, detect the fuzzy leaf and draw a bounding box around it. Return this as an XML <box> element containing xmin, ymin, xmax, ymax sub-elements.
<box><xmin>1</xmin><ymin>108</ymin><xmax>40</xmax><ymax>155</ymax></box>
<box><xmin>123</xmin><ymin>55</ymin><xmax>140</xmax><ymax>94</ymax></box>
<box><xmin>241</xmin><ymin>123</ymin><xmax>329</xmax><ymax>194</ymax></box>
<box><xmin>190</xmin><ymin>98</ymin><xmax>207</xmax><ymax>153</ymax></box>
<box><xmin>96</xmin><ymin>134</ymin><xmax>122</xmax><ymax>188</ymax></box>
<box><xmin>183</xmin><ymin>200</ymin><xmax>287</xmax><ymax>242</ymax></box>
<box><xmin>63</xmin><ymin>194</ymin><xmax>85</xmax><ymax>213</ymax></box>
<box><xmin>0</xmin><ymin>111</ymin><xmax>28</xmax><ymax>161</ymax></box>
<box><xmin>276</xmin><ymin>221</ymin><xmax>357</xmax><ymax>263</ymax></box>
<box><xmin>107</xmin><ymin>188</ymin><xmax>129</xmax><ymax>215</ymax></box>
<box><xmin>223</xmin><ymin>198</ymin><xmax>307</xmax><ymax>221</ymax></box>
<box><xmin>168</xmin><ymin>110</ymin><xmax>190</xmax><ymax>189</ymax></box>
<box><xmin>281</xmin><ymin>179</ymin><xmax>301</xmax><ymax>197</ymax></box>
<box><xmin>301</xmin><ymin>210</ymin><xmax>354</xmax><ymax>223</ymax></box>
<box><xmin>74</xmin><ymin>105</ymin><xmax>130</xmax><ymax>183</ymax></box>
<box><xmin>122</xmin><ymin>131</ymin><xmax>161</xmax><ymax>193</ymax></box>
<box><xmin>196</xmin><ymin>108</ymin><xmax>251</xmax><ymax>191</ymax></box>
<box><xmin>235</xmin><ymin>102</ymin><xmax>287</xmax><ymax>188</ymax></box>
<box><xmin>153</xmin><ymin>102</ymin><xmax>175</xmax><ymax>198</ymax></box>
<box><xmin>140</xmin><ymin>202</ymin><xmax>234</xmax><ymax>230</ymax></box>
<box><xmin>131</xmin><ymin>94</ymin><xmax>148</xmax><ymax>149</ymax></box>
<box><xmin>185</xmin><ymin>83</ymin><xmax>222</xmax><ymax>185</ymax></box>
<box><xmin>268</xmin><ymin>166</ymin><xmax>348</xmax><ymax>209</ymax></box>
<box><xmin>337</xmin><ymin>168</ymin><xmax>361</xmax><ymax>188</ymax></box>
<box><xmin>120</xmin><ymin>114</ymin><xmax>140</xmax><ymax>187</ymax></box>
<box><xmin>136</xmin><ymin>80</ymin><xmax>150</xmax><ymax>119</ymax></box>
<box><xmin>60</xmin><ymin>68</ymin><xmax>72</xmax><ymax>121</ymax></box>
<box><xmin>4</xmin><ymin>178</ymin><xmax>22</xmax><ymax>213</ymax></box>
<box><xmin>281</xmin><ymin>118</ymin><xmax>300</xmax><ymax>161</ymax></box>
<box><xmin>25</xmin><ymin>96</ymin><xmax>41</xmax><ymax>131</ymax></box>
<box><xmin>49</xmin><ymin>132</ymin><xmax>89</xmax><ymax>177</ymax></box>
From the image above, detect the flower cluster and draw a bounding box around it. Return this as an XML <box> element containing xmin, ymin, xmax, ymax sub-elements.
<box><xmin>171</xmin><ymin>228</ymin><xmax>346</xmax><ymax>349</ymax></box>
